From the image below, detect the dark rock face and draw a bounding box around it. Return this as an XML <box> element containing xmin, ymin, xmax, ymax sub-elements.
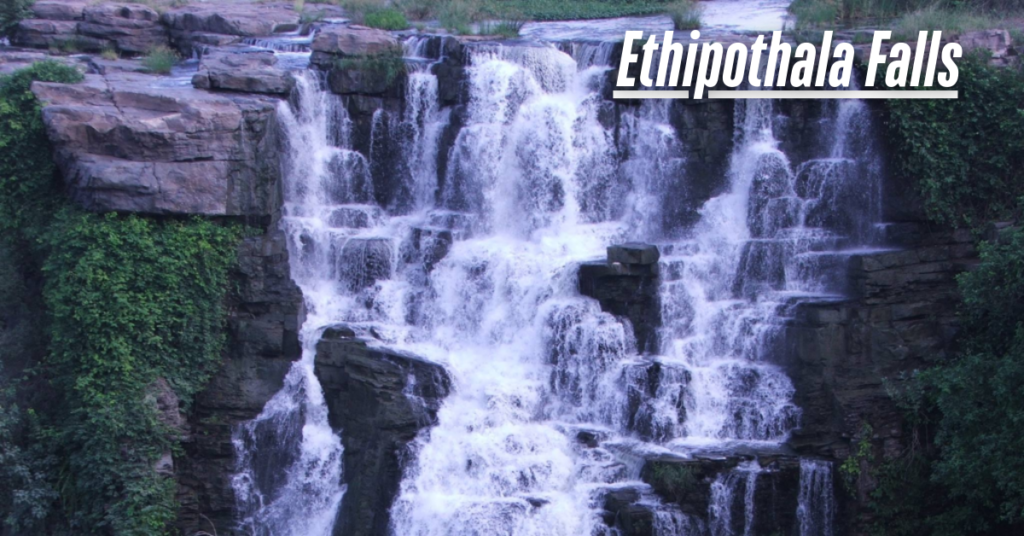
<box><xmin>639</xmin><ymin>454</ymin><xmax>803</xmax><ymax>534</ymax></box>
<box><xmin>192</xmin><ymin>49</ymin><xmax>294</xmax><ymax>95</ymax></box>
<box><xmin>314</xmin><ymin>329</ymin><xmax>451</xmax><ymax>536</ymax></box>
<box><xmin>174</xmin><ymin>229</ymin><xmax>304</xmax><ymax>536</ymax></box>
<box><xmin>579</xmin><ymin>244</ymin><xmax>661</xmax><ymax>354</ymax></box>
<box><xmin>785</xmin><ymin>228</ymin><xmax>976</xmax><ymax>458</ymax></box>
<box><xmin>782</xmin><ymin>226</ymin><xmax>977</xmax><ymax>531</ymax></box>
<box><xmin>32</xmin><ymin>73</ymin><xmax>281</xmax><ymax>216</ymax></box>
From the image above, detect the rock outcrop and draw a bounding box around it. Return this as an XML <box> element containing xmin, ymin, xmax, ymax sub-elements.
<box><xmin>314</xmin><ymin>327</ymin><xmax>451</xmax><ymax>536</ymax></box>
<box><xmin>32</xmin><ymin>72</ymin><xmax>282</xmax><ymax>216</ymax></box>
<box><xmin>174</xmin><ymin>229</ymin><xmax>305</xmax><ymax>535</ymax></box>
<box><xmin>14</xmin><ymin>2</ymin><xmax>168</xmax><ymax>54</ymax></box>
<box><xmin>579</xmin><ymin>243</ymin><xmax>662</xmax><ymax>353</ymax></box>
<box><xmin>192</xmin><ymin>49</ymin><xmax>294</xmax><ymax>95</ymax></box>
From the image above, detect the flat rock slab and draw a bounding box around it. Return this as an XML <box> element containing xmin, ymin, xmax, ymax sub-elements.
<box><xmin>162</xmin><ymin>2</ymin><xmax>304</xmax><ymax>36</ymax></box>
<box><xmin>32</xmin><ymin>72</ymin><xmax>282</xmax><ymax>215</ymax></box>
<box><xmin>192</xmin><ymin>49</ymin><xmax>293</xmax><ymax>94</ymax></box>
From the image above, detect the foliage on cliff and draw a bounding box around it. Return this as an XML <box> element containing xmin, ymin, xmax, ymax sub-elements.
<box><xmin>926</xmin><ymin>227</ymin><xmax>1024</xmax><ymax>534</ymax></box>
<box><xmin>887</xmin><ymin>57</ymin><xmax>1024</xmax><ymax>228</ymax></box>
<box><xmin>0</xmin><ymin>62</ymin><xmax>240</xmax><ymax>534</ymax></box>
<box><xmin>868</xmin><ymin>227</ymin><xmax>1024</xmax><ymax>536</ymax></box>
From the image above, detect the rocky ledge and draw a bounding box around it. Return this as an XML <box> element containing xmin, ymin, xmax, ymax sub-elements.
<box><xmin>31</xmin><ymin>70</ymin><xmax>281</xmax><ymax>215</ymax></box>
<box><xmin>314</xmin><ymin>326</ymin><xmax>451</xmax><ymax>536</ymax></box>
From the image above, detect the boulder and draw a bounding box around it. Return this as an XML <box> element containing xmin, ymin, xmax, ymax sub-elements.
<box><xmin>608</xmin><ymin>243</ymin><xmax>660</xmax><ymax>266</ymax></box>
<box><xmin>958</xmin><ymin>29</ymin><xmax>1013</xmax><ymax>59</ymax></box>
<box><xmin>311</xmin><ymin>25</ymin><xmax>399</xmax><ymax>66</ymax></box>
<box><xmin>32</xmin><ymin>72</ymin><xmax>282</xmax><ymax>216</ymax></box>
<box><xmin>314</xmin><ymin>328</ymin><xmax>451</xmax><ymax>536</ymax></box>
<box><xmin>161</xmin><ymin>2</ymin><xmax>303</xmax><ymax>36</ymax></box>
<box><xmin>338</xmin><ymin>237</ymin><xmax>393</xmax><ymax>290</ymax></box>
<box><xmin>192</xmin><ymin>49</ymin><xmax>294</xmax><ymax>95</ymax></box>
<box><xmin>11</xmin><ymin>19</ymin><xmax>78</xmax><ymax>49</ymax></box>
<box><xmin>78</xmin><ymin>3</ymin><xmax>169</xmax><ymax>54</ymax></box>
<box><xmin>31</xmin><ymin>1</ymin><xmax>88</xmax><ymax>21</ymax></box>
<box><xmin>579</xmin><ymin>244</ymin><xmax>661</xmax><ymax>353</ymax></box>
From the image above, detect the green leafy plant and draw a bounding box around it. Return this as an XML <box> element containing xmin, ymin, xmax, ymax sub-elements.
<box><xmin>0</xmin><ymin>0</ymin><xmax>33</xmax><ymax>39</ymax></box>
<box><xmin>0</xmin><ymin>61</ymin><xmax>242</xmax><ymax>533</ymax></box>
<box><xmin>839</xmin><ymin>422</ymin><xmax>874</xmax><ymax>494</ymax></box>
<box><xmin>364</xmin><ymin>7</ymin><xmax>409</xmax><ymax>30</ymax></box>
<box><xmin>887</xmin><ymin>56</ymin><xmax>1024</xmax><ymax>228</ymax></box>
<box><xmin>668</xmin><ymin>0</ymin><xmax>702</xmax><ymax>30</ymax></box>
<box><xmin>141</xmin><ymin>45</ymin><xmax>178</xmax><ymax>75</ymax></box>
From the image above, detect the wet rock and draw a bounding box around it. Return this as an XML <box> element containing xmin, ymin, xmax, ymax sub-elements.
<box><xmin>175</xmin><ymin>229</ymin><xmax>304</xmax><ymax>534</ymax></box>
<box><xmin>32</xmin><ymin>72</ymin><xmax>281</xmax><ymax>216</ymax></box>
<box><xmin>406</xmin><ymin>227</ymin><xmax>453</xmax><ymax>272</ymax></box>
<box><xmin>192</xmin><ymin>49</ymin><xmax>293</xmax><ymax>95</ymax></box>
<box><xmin>578</xmin><ymin>244</ymin><xmax>661</xmax><ymax>354</ymax></box>
<box><xmin>338</xmin><ymin>237</ymin><xmax>393</xmax><ymax>290</ymax></box>
<box><xmin>608</xmin><ymin>243</ymin><xmax>660</xmax><ymax>266</ymax></box>
<box><xmin>327</xmin><ymin>205</ymin><xmax>384</xmax><ymax>228</ymax></box>
<box><xmin>314</xmin><ymin>329</ymin><xmax>451</xmax><ymax>536</ymax></box>
<box><xmin>311</xmin><ymin>25</ymin><xmax>399</xmax><ymax>62</ymax></box>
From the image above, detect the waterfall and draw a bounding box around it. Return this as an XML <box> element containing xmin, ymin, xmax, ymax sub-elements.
<box><xmin>230</xmin><ymin>34</ymin><xmax>883</xmax><ymax>536</ymax></box>
<box><xmin>797</xmin><ymin>459</ymin><xmax>836</xmax><ymax>536</ymax></box>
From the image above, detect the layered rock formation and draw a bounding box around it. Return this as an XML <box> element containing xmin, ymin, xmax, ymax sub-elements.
<box><xmin>32</xmin><ymin>72</ymin><xmax>281</xmax><ymax>215</ymax></box>
<box><xmin>314</xmin><ymin>327</ymin><xmax>451</xmax><ymax>536</ymax></box>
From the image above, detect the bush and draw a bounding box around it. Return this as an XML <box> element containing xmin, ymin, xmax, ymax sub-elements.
<box><xmin>886</xmin><ymin>57</ymin><xmax>1024</xmax><ymax>228</ymax></box>
<box><xmin>0</xmin><ymin>0</ymin><xmax>33</xmax><ymax>38</ymax></box>
<box><xmin>925</xmin><ymin>227</ymin><xmax>1024</xmax><ymax>534</ymax></box>
<box><xmin>141</xmin><ymin>45</ymin><xmax>178</xmax><ymax>75</ymax></box>
<box><xmin>668</xmin><ymin>0</ymin><xmax>702</xmax><ymax>30</ymax></box>
<box><xmin>364</xmin><ymin>7</ymin><xmax>409</xmax><ymax>30</ymax></box>
<box><xmin>0</xmin><ymin>61</ymin><xmax>241</xmax><ymax>533</ymax></box>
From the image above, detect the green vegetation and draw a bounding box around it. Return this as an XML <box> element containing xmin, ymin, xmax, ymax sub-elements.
<box><xmin>925</xmin><ymin>228</ymin><xmax>1024</xmax><ymax>534</ymax></box>
<box><xmin>478</xmin><ymin>18</ymin><xmax>525</xmax><ymax>38</ymax></box>
<box><xmin>342</xmin><ymin>0</ymin><xmax>700</xmax><ymax>31</ymax></box>
<box><xmin>891</xmin><ymin>6</ymin><xmax>1005</xmax><ymax>39</ymax></box>
<box><xmin>668</xmin><ymin>0</ymin><xmax>702</xmax><ymax>30</ymax></box>
<box><xmin>337</xmin><ymin>50</ymin><xmax>407</xmax><ymax>86</ymax></box>
<box><xmin>141</xmin><ymin>45</ymin><xmax>178</xmax><ymax>75</ymax></box>
<box><xmin>0</xmin><ymin>61</ymin><xmax>241</xmax><ymax>534</ymax></box>
<box><xmin>788</xmin><ymin>0</ymin><xmax>1021</xmax><ymax>33</ymax></box>
<box><xmin>886</xmin><ymin>56</ymin><xmax>1024</xmax><ymax>228</ymax></box>
<box><xmin>839</xmin><ymin>422</ymin><xmax>874</xmax><ymax>493</ymax></box>
<box><xmin>0</xmin><ymin>0</ymin><xmax>33</xmax><ymax>39</ymax></box>
<box><xmin>364</xmin><ymin>7</ymin><xmax>409</xmax><ymax>30</ymax></box>
<box><xmin>645</xmin><ymin>462</ymin><xmax>698</xmax><ymax>498</ymax></box>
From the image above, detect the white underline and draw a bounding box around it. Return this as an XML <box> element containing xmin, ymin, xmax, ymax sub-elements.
<box><xmin>709</xmin><ymin>90</ymin><xmax>958</xmax><ymax>99</ymax></box>
<box><xmin>613</xmin><ymin>90</ymin><xmax>690</xmax><ymax>99</ymax></box>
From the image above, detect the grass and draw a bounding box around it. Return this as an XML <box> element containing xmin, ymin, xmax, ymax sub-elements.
<box><xmin>141</xmin><ymin>45</ymin><xmax>178</xmax><ymax>74</ymax></box>
<box><xmin>892</xmin><ymin>5</ymin><xmax>1006</xmax><ymax>39</ymax></box>
<box><xmin>788</xmin><ymin>0</ymin><xmax>1022</xmax><ymax>33</ymax></box>
<box><xmin>364</xmin><ymin>7</ymin><xmax>409</xmax><ymax>30</ymax></box>
<box><xmin>100</xmin><ymin>46</ymin><xmax>119</xmax><ymax>61</ymax></box>
<box><xmin>668</xmin><ymin>0</ymin><xmax>702</xmax><ymax>30</ymax></box>
<box><xmin>478</xmin><ymin>19</ymin><xmax>525</xmax><ymax>38</ymax></box>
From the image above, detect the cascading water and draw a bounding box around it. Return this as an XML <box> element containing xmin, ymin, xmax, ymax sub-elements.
<box><xmin>232</xmin><ymin>30</ymin><xmax>882</xmax><ymax>536</ymax></box>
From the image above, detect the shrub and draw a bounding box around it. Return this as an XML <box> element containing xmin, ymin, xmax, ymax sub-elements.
<box><xmin>0</xmin><ymin>61</ymin><xmax>241</xmax><ymax>533</ymax></box>
<box><xmin>925</xmin><ymin>227</ymin><xmax>1024</xmax><ymax>534</ymax></box>
<box><xmin>668</xmin><ymin>0</ymin><xmax>702</xmax><ymax>30</ymax></box>
<box><xmin>0</xmin><ymin>0</ymin><xmax>33</xmax><ymax>39</ymax></box>
<box><xmin>478</xmin><ymin>19</ymin><xmax>524</xmax><ymax>38</ymax></box>
<box><xmin>887</xmin><ymin>56</ymin><xmax>1024</xmax><ymax>228</ymax></box>
<box><xmin>141</xmin><ymin>45</ymin><xmax>178</xmax><ymax>75</ymax></box>
<box><xmin>364</xmin><ymin>7</ymin><xmax>409</xmax><ymax>30</ymax></box>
